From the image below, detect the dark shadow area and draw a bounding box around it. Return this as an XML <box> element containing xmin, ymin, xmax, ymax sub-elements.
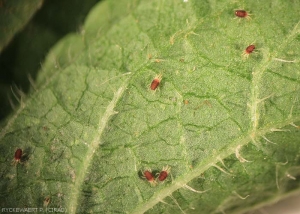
<box><xmin>21</xmin><ymin>146</ymin><xmax>33</xmax><ymax>163</ymax></box>
<box><xmin>0</xmin><ymin>0</ymin><xmax>101</xmax><ymax>122</ymax></box>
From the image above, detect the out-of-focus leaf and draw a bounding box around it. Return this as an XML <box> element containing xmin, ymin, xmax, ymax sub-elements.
<box><xmin>0</xmin><ymin>0</ymin><xmax>43</xmax><ymax>53</ymax></box>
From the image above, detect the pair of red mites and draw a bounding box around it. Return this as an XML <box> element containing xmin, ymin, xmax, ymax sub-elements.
<box><xmin>235</xmin><ymin>10</ymin><xmax>250</xmax><ymax>19</ymax></box>
<box><xmin>142</xmin><ymin>166</ymin><xmax>171</xmax><ymax>186</ymax></box>
<box><xmin>235</xmin><ymin>10</ymin><xmax>256</xmax><ymax>56</ymax></box>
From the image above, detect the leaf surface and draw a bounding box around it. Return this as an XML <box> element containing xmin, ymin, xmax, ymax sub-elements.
<box><xmin>1</xmin><ymin>0</ymin><xmax>300</xmax><ymax>213</ymax></box>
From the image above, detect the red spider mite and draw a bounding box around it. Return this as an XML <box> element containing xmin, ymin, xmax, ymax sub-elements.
<box><xmin>150</xmin><ymin>74</ymin><xmax>162</xmax><ymax>90</ymax></box>
<box><xmin>245</xmin><ymin>44</ymin><xmax>255</xmax><ymax>54</ymax></box>
<box><xmin>235</xmin><ymin>10</ymin><xmax>251</xmax><ymax>19</ymax></box>
<box><xmin>157</xmin><ymin>165</ymin><xmax>171</xmax><ymax>182</ymax></box>
<box><xmin>242</xmin><ymin>44</ymin><xmax>255</xmax><ymax>58</ymax></box>
<box><xmin>142</xmin><ymin>169</ymin><xmax>157</xmax><ymax>186</ymax></box>
<box><xmin>12</xmin><ymin>148</ymin><xmax>23</xmax><ymax>165</ymax></box>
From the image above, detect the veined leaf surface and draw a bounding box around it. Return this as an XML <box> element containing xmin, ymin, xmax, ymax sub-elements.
<box><xmin>1</xmin><ymin>0</ymin><xmax>300</xmax><ymax>213</ymax></box>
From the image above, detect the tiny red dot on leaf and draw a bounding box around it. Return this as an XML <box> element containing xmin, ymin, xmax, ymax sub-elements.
<box><xmin>245</xmin><ymin>44</ymin><xmax>255</xmax><ymax>54</ymax></box>
<box><xmin>150</xmin><ymin>74</ymin><xmax>162</xmax><ymax>90</ymax></box>
<box><xmin>144</xmin><ymin>170</ymin><xmax>155</xmax><ymax>181</ymax></box>
<box><xmin>14</xmin><ymin>149</ymin><xmax>22</xmax><ymax>161</ymax></box>
<box><xmin>235</xmin><ymin>10</ymin><xmax>247</xmax><ymax>17</ymax></box>
<box><xmin>157</xmin><ymin>166</ymin><xmax>171</xmax><ymax>182</ymax></box>
<box><xmin>158</xmin><ymin>171</ymin><xmax>168</xmax><ymax>181</ymax></box>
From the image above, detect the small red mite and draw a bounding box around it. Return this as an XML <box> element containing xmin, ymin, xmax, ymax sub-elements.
<box><xmin>12</xmin><ymin>148</ymin><xmax>23</xmax><ymax>165</ymax></box>
<box><xmin>158</xmin><ymin>165</ymin><xmax>171</xmax><ymax>182</ymax></box>
<box><xmin>150</xmin><ymin>74</ymin><xmax>162</xmax><ymax>90</ymax></box>
<box><xmin>15</xmin><ymin>149</ymin><xmax>22</xmax><ymax>161</ymax></box>
<box><xmin>142</xmin><ymin>169</ymin><xmax>157</xmax><ymax>186</ymax></box>
<box><xmin>245</xmin><ymin>44</ymin><xmax>255</xmax><ymax>54</ymax></box>
<box><xmin>242</xmin><ymin>44</ymin><xmax>255</xmax><ymax>58</ymax></box>
<box><xmin>235</xmin><ymin>10</ymin><xmax>251</xmax><ymax>19</ymax></box>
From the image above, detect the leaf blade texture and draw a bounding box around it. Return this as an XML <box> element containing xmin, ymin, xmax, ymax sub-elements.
<box><xmin>1</xmin><ymin>0</ymin><xmax>300</xmax><ymax>213</ymax></box>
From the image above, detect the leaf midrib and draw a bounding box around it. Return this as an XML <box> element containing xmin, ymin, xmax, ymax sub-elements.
<box><xmin>67</xmin><ymin>85</ymin><xmax>129</xmax><ymax>213</ymax></box>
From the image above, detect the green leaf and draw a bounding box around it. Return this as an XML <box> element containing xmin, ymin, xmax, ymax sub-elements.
<box><xmin>1</xmin><ymin>0</ymin><xmax>300</xmax><ymax>213</ymax></box>
<box><xmin>0</xmin><ymin>0</ymin><xmax>43</xmax><ymax>53</ymax></box>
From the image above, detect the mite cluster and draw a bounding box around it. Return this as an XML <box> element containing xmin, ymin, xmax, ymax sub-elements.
<box><xmin>141</xmin><ymin>166</ymin><xmax>171</xmax><ymax>186</ymax></box>
<box><xmin>147</xmin><ymin>9</ymin><xmax>256</xmax><ymax>93</ymax></box>
<box><xmin>234</xmin><ymin>9</ymin><xmax>256</xmax><ymax>57</ymax></box>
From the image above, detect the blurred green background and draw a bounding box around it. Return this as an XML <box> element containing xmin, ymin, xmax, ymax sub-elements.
<box><xmin>0</xmin><ymin>0</ymin><xmax>101</xmax><ymax>122</ymax></box>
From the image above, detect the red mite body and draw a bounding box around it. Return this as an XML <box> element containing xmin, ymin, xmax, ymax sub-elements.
<box><xmin>235</xmin><ymin>10</ymin><xmax>248</xmax><ymax>18</ymax></box>
<box><xmin>157</xmin><ymin>166</ymin><xmax>171</xmax><ymax>182</ymax></box>
<box><xmin>158</xmin><ymin>171</ymin><xmax>168</xmax><ymax>181</ymax></box>
<box><xmin>150</xmin><ymin>79</ymin><xmax>160</xmax><ymax>90</ymax></box>
<box><xmin>150</xmin><ymin>74</ymin><xmax>162</xmax><ymax>90</ymax></box>
<box><xmin>12</xmin><ymin>148</ymin><xmax>23</xmax><ymax>165</ymax></box>
<box><xmin>245</xmin><ymin>44</ymin><xmax>255</xmax><ymax>54</ymax></box>
<box><xmin>143</xmin><ymin>170</ymin><xmax>157</xmax><ymax>186</ymax></box>
<box><xmin>144</xmin><ymin>170</ymin><xmax>155</xmax><ymax>182</ymax></box>
<box><xmin>14</xmin><ymin>149</ymin><xmax>22</xmax><ymax>162</ymax></box>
